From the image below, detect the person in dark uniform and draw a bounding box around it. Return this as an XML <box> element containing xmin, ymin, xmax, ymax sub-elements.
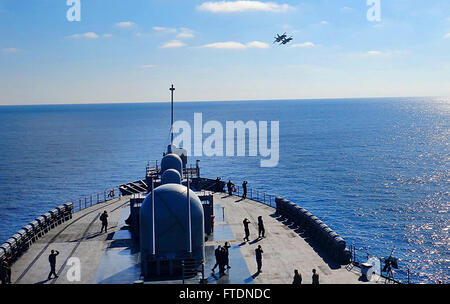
<box><xmin>48</xmin><ymin>250</ymin><xmax>60</xmax><ymax>280</ymax></box>
<box><xmin>312</xmin><ymin>269</ymin><xmax>319</xmax><ymax>284</ymax></box>
<box><xmin>211</xmin><ymin>245</ymin><xmax>222</xmax><ymax>272</ymax></box>
<box><xmin>218</xmin><ymin>247</ymin><xmax>227</xmax><ymax>275</ymax></box>
<box><xmin>243</xmin><ymin>218</ymin><xmax>251</xmax><ymax>242</ymax></box>
<box><xmin>255</xmin><ymin>245</ymin><xmax>263</xmax><ymax>273</ymax></box>
<box><xmin>257</xmin><ymin>216</ymin><xmax>265</xmax><ymax>238</ymax></box>
<box><xmin>224</xmin><ymin>242</ymin><xmax>231</xmax><ymax>269</ymax></box>
<box><xmin>242</xmin><ymin>181</ymin><xmax>248</xmax><ymax>199</ymax></box>
<box><xmin>100</xmin><ymin>211</ymin><xmax>109</xmax><ymax>233</ymax></box>
<box><xmin>1</xmin><ymin>259</ymin><xmax>11</xmax><ymax>284</ymax></box>
<box><xmin>0</xmin><ymin>260</ymin><xmax>5</xmax><ymax>284</ymax></box>
<box><xmin>227</xmin><ymin>180</ymin><xmax>234</xmax><ymax>196</ymax></box>
<box><xmin>292</xmin><ymin>269</ymin><xmax>302</xmax><ymax>284</ymax></box>
<box><xmin>214</xmin><ymin>177</ymin><xmax>221</xmax><ymax>193</ymax></box>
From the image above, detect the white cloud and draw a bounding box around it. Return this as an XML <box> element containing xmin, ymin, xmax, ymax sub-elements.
<box><xmin>360</xmin><ymin>50</ymin><xmax>411</xmax><ymax>58</ymax></box>
<box><xmin>290</xmin><ymin>42</ymin><xmax>315</xmax><ymax>48</ymax></box>
<box><xmin>153</xmin><ymin>26</ymin><xmax>177</xmax><ymax>34</ymax></box>
<box><xmin>160</xmin><ymin>40</ymin><xmax>186</xmax><ymax>48</ymax></box>
<box><xmin>367</xmin><ymin>50</ymin><xmax>382</xmax><ymax>56</ymax></box>
<box><xmin>177</xmin><ymin>32</ymin><xmax>195</xmax><ymax>39</ymax></box>
<box><xmin>116</xmin><ymin>21</ymin><xmax>136</xmax><ymax>28</ymax></box>
<box><xmin>177</xmin><ymin>28</ymin><xmax>195</xmax><ymax>39</ymax></box>
<box><xmin>203</xmin><ymin>41</ymin><xmax>247</xmax><ymax>49</ymax></box>
<box><xmin>140</xmin><ymin>65</ymin><xmax>157</xmax><ymax>69</ymax></box>
<box><xmin>363</xmin><ymin>50</ymin><xmax>407</xmax><ymax>57</ymax></box>
<box><xmin>202</xmin><ymin>41</ymin><xmax>269</xmax><ymax>49</ymax></box>
<box><xmin>1</xmin><ymin>48</ymin><xmax>21</xmax><ymax>54</ymax></box>
<box><xmin>246</xmin><ymin>41</ymin><xmax>270</xmax><ymax>48</ymax></box>
<box><xmin>444</xmin><ymin>33</ymin><xmax>450</xmax><ymax>39</ymax></box>
<box><xmin>321</xmin><ymin>21</ymin><xmax>329</xmax><ymax>25</ymax></box>
<box><xmin>153</xmin><ymin>26</ymin><xmax>195</xmax><ymax>39</ymax></box>
<box><xmin>197</xmin><ymin>1</ymin><xmax>292</xmax><ymax>13</ymax></box>
<box><xmin>68</xmin><ymin>32</ymin><xmax>100</xmax><ymax>39</ymax></box>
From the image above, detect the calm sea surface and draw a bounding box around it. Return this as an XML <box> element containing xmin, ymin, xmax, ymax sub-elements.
<box><xmin>0</xmin><ymin>97</ymin><xmax>448</xmax><ymax>283</ymax></box>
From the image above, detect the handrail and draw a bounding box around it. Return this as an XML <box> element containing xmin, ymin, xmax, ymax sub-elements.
<box><xmin>70</xmin><ymin>187</ymin><xmax>120</xmax><ymax>213</ymax></box>
<box><xmin>223</xmin><ymin>182</ymin><xmax>277</xmax><ymax>209</ymax></box>
<box><xmin>0</xmin><ymin>186</ymin><xmax>121</xmax><ymax>265</ymax></box>
<box><xmin>349</xmin><ymin>243</ymin><xmax>410</xmax><ymax>284</ymax></box>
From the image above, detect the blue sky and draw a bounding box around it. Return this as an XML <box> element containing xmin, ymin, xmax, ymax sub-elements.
<box><xmin>0</xmin><ymin>0</ymin><xmax>449</xmax><ymax>105</ymax></box>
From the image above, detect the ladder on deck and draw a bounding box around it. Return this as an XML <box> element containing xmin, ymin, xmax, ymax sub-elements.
<box><xmin>181</xmin><ymin>259</ymin><xmax>206</xmax><ymax>284</ymax></box>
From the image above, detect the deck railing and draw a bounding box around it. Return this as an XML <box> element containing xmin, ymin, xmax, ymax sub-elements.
<box><xmin>349</xmin><ymin>243</ymin><xmax>411</xmax><ymax>284</ymax></box>
<box><xmin>197</xmin><ymin>182</ymin><xmax>277</xmax><ymax>210</ymax></box>
<box><xmin>70</xmin><ymin>187</ymin><xmax>120</xmax><ymax>213</ymax></box>
<box><xmin>234</xmin><ymin>185</ymin><xmax>277</xmax><ymax>209</ymax></box>
<box><xmin>0</xmin><ymin>187</ymin><xmax>121</xmax><ymax>266</ymax></box>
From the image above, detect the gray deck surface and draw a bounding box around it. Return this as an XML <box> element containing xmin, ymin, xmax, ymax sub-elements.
<box><xmin>11</xmin><ymin>193</ymin><xmax>375</xmax><ymax>284</ymax></box>
<box><xmin>12</xmin><ymin>197</ymin><xmax>129</xmax><ymax>284</ymax></box>
<box><xmin>211</xmin><ymin>193</ymin><xmax>370</xmax><ymax>284</ymax></box>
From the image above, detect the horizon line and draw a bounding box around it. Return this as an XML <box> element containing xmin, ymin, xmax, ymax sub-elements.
<box><xmin>0</xmin><ymin>95</ymin><xmax>445</xmax><ymax>107</ymax></box>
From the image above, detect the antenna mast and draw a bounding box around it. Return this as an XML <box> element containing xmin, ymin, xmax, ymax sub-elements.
<box><xmin>170</xmin><ymin>84</ymin><xmax>175</xmax><ymax>145</ymax></box>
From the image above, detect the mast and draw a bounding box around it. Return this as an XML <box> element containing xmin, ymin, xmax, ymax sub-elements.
<box><xmin>187</xmin><ymin>178</ymin><xmax>192</xmax><ymax>254</ymax></box>
<box><xmin>170</xmin><ymin>84</ymin><xmax>175</xmax><ymax>145</ymax></box>
<box><xmin>152</xmin><ymin>178</ymin><xmax>155</xmax><ymax>255</ymax></box>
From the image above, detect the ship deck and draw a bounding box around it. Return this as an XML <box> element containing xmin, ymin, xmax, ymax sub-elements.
<box><xmin>11</xmin><ymin>193</ymin><xmax>376</xmax><ymax>284</ymax></box>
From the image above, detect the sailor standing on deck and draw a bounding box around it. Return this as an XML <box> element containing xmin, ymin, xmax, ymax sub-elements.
<box><xmin>227</xmin><ymin>180</ymin><xmax>234</xmax><ymax>196</ymax></box>
<box><xmin>242</xmin><ymin>181</ymin><xmax>248</xmax><ymax>199</ymax></box>
<box><xmin>0</xmin><ymin>260</ymin><xmax>5</xmax><ymax>284</ymax></box>
<box><xmin>48</xmin><ymin>250</ymin><xmax>59</xmax><ymax>280</ymax></box>
<box><xmin>312</xmin><ymin>269</ymin><xmax>320</xmax><ymax>284</ymax></box>
<box><xmin>211</xmin><ymin>245</ymin><xmax>222</xmax><ymax>272</ymax></box>
<box><xmin>255</xmin><ymin>245</ymin><xmax>263</xmax><ymax>273</ymax></box>
<box><xmin>1</xmin><ymin>258</ymin><xmax>12</xmax><ymax>284</ymax></box>
<box><xmin>243</xmin><ymin>218</ymin><xmax>251</xmax><ymax>242</ymax></box>
<box><xmin>218</xmin><ymin>247</ymin><xmax>227</xmax><ymax>275</ymax></box>
<box><xmin>292</xmin><ymin>269</ymin><xmax>302</xmax><ymax>284</ymax></box>
<box><xmin>215</xmin><ymin>177</ymin><xmax>222</xmax><ymax>193</ymax></box>
<box><xmin>224</xmin><ymin>242</ymin><xmax>231</xmax><ymax>269</ymax></box>
<box><xmin>100</xmin><ymin>210</ymin><xmax>109</xmax><ymax>233</ymax></box>
<box><xmin>258</xmin><ymin>216</ymin><xmax>265</xmax><ymax>238</ymax></box>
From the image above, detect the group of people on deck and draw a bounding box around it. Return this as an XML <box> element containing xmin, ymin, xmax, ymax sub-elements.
<box><xmin>292</xmin><ymin>268</ymin><xmax>320</xmax><ymax>284</ymax></box>
<box><xmin>224</xmin><ymin>180</ymin><xmax>248</xmax><ymax>198</ymax></box>
<box><xmin>211</xmin><ymin>242</ymin><xmax>231</xmax><ymax>275</ymax></box>
<box><xmin>214</xmin><ymin>177</ymin><xmax>248</xmax><ymax>199</ymax></box>
<box><xmin>213</xmin><ymin>178</ymin><xmax>321</xmax><ymax>284</ymax></box>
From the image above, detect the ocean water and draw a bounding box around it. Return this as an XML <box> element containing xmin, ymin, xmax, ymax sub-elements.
<box><xmin>0</xmin><ymin>97</ymin><xmax>448</xmax><ymax>283</ymax></box>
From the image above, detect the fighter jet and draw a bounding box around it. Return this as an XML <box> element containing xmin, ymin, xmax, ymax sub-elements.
<box><xmin>273</xmin><ymin>32</ymin><xmax>287</xmax><ymax>44</ymax></box>
<box><xmin>281</xmin><ymin>36</ymin><xmax>293</xmax><ymax>45</ymax></box>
